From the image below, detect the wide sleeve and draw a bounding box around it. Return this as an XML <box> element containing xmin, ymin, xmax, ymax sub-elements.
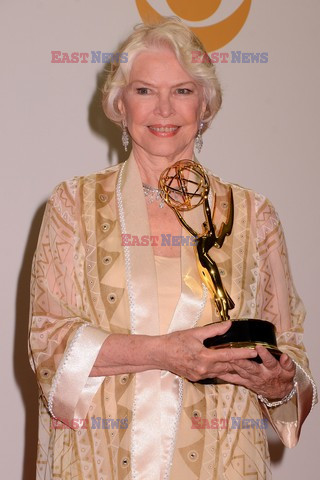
<box><xmin>28</xmin><ymin>180</ymin><xmax>110</xmax><ymax>426</ymax></box>
<box><xmin>255</xmin><ymin>195</ymin><xmax>317</xmax><ymax>447</ymax></box>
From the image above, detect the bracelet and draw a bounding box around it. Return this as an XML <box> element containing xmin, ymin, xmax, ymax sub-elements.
<box><xmin>258</xmin><ymin>379</ymin><xmax>298</xmax><ymax>408</ymax></box>
<box><xmin>257</xmin><ymin>358</ymin><xmax>318</xmax><ymax>410</ymax></box>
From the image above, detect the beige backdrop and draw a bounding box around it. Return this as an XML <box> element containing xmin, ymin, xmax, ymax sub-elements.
<box><xmin>1</xmin><ymin>1</ymin><xmax>319</xmax><ymax>478</ymax></box>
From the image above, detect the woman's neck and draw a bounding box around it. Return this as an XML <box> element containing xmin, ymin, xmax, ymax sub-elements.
<box><xmin>131</xmin><ymin>145</ymin><xmax>195</xmax><ymax>187</ymax></box>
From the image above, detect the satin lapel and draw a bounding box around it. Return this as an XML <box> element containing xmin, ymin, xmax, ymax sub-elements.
<box><xmin>120</xmin><ymin>153</ymin><xmax>159</xmax><ymax>335</ymax></box>
<box><xmin>117</xmin><ymin>153</ymin><xmax>161</xmax><ymax>480</ymax></box>
<box><xmin>167</xmin><ymin>212</ymin><xmax>208</xmax><ymax>334</ymax></box>
<box><xmin>117</xmin><ymin>154</ymin><xmax>210</xmax><ymax>480</ymax></box>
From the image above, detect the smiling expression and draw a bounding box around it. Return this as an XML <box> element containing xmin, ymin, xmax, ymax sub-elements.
<box><xmin>118</xmin><ymin>48</ymin><xmax>206</xmax><ymax>161</ymax></box>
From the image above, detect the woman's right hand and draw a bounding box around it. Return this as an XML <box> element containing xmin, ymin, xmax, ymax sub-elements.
<box><xmin>157</xmin><ymin>321</ymin><xmax>258</xmax><ymax>382</ymax></box>
<box><xmin>90</xmin><ymin>321</ymin><xmax>257</xmax><ymax>380</ymax></box>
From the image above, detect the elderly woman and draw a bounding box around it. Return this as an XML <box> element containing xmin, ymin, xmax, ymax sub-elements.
<box><xmin>29</xmin><ymin>17</ymin><xmax>316</xmax><ymax>480</ymax></box>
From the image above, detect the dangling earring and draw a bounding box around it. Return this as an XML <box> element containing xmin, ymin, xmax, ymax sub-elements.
<box><xmin>122</xmin><ymin>120</ymin><xmax>130</xmax><ymax>152</ymax></box>
<box><xmin>195</xmin><ymin>121</ymin><xmax>204</xmax><ymax>154</ymax></box>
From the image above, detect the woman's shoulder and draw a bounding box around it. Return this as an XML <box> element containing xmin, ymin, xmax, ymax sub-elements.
<box><xmin>49</xmin><ymin>163</ymin><xmax>123</xmax><ymax>201</ymax></box>
<box><xmin>204</xmin><ymin>166</ymin><xmax>259</xmax><ymax>197</ymax></box>
<box><xmin>204</xmin><ymin>167</ymin><xmax>278</xmax><ymax>223</ymax></box>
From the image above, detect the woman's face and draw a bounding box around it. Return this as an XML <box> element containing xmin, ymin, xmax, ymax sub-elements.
<box><xmin>118</xmin><ymin>47</ymin><xmax>206</xmax><ymax>161</ymax></box>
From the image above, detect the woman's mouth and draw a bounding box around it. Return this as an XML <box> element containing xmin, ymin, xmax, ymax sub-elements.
<box><xmin>148</xmin><ymin>125</ymin><xmax>180</xmax><ymax>137</ymax></box>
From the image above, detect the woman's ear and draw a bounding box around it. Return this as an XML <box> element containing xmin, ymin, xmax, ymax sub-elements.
<box><xmin>200</xmin><ymin>98</ymin><xmax>207</xmax><ymax>120</ymax></box>
<box><xmin>117</xmin><ymin>97</ymin><xmax>126</xmax><ymax>117</ymax></box>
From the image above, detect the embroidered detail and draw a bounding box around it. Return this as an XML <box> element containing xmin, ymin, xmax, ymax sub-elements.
<box><xmin>247</xmin><ymin>253</ymin><xmax>259</xmax><ymax>317</ymax></box>
<box><xmin>163</xmin><ymin>286</ymin><xmax>208</xmax><ymax>480</ymax></box>
<box><xmin>277</xmin><ymin>331</ymin><xmax>304</xmax><ymax>346</ymax></box>
<box><xmin>292</xmin><ymin>359</ymin><xmax>318</xmax><ymax>411</ymax></box>
<box><xmin>116</xmin><ymin>163</ymin><xmax>139</xmax><ymax>479</ymax></box>
<box><xmin>107</xmin><ymin>292</ymin><xmax>117</xmax><ymax>303</ymax></box>
<box><xmin>121</xmin><ymin>457</ymin><xmax>129</xmax><ymax>467</ymax></box>
<box><xmin>66</xmin><ymin>177</ymin><xmax>79</xmax><ymax>199</ymax></box>
<box><xmin>163</xmin><ymin>377</ymin><xmax>184</xmax><ymax>480</ymax></box>
<box><xmin>47</xmin><ymin>323</ymin><xmax>89</xmax><ymax>419</ymax></box>
<box><xmin>193</xmin><ymin>285</ymin><xmax>208</xmax><ymax>327</ymax></box>
<box><xmin>102</xmin><ymin>255</ymin><xmax>112</xmax><ymax>265</ymax></box>
<box><xmin>254</xmin><ymin>192</ymin><xmax>266</xmax><ymax>210</ymax></box>
<box><xmin>120</xmin><ymin>375</ymin><xmax>129</xmax><ymax>385</ymax></box>
<box><xmin>100</xmin><ymin>222</ymin><xmax>110</xmax><ymax>232</ymax></box>
<box><xmin>99</xmin><ymin>193</ymin><xmax>108</xmax><ymax>203</ymax></box>
<box><xmin>130</xmin><ymin>394</ymin><xmax>138</xmax><ymax>480</ymax></box>
<box><xmin>39</xmin><ymin>368</ymin><xmax>52</xmax><ymax>380</ymax></box>
<box><xmin>116</xmin><ymin>163</ymin><xmax>136</xmax><ymax>333</ymax></box>
<box><xmin>188</xmin><ymin>450</ymin><xmax>199</xmax><ymax>462</ymax></box>
<box><xmin>255</xmin><ymin>193</ymin><xmax>280</xmax><ymax>243</ymax></box>
<box><xmin>50</xmin><ymin>184</ymin><xmax>76</xmax><ymax>229</ymax></box>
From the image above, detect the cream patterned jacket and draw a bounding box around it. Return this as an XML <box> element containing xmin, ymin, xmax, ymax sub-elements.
<box><xmin>29</xmin><ymin>153</ymin><xmax>316</xmax><ymax>480</ymax></box>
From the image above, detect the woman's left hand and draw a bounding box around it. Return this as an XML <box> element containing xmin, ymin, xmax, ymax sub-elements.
<box><xmin>217</xmin><ymin>345</ymin><xmax>296</xmax><ymax>400</ymax></box>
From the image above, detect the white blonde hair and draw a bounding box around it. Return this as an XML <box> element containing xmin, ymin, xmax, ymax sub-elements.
<box><xmin>102</xmin><ymin>17</ymin><xmax>222</xmax><ymax>132</ymax></box>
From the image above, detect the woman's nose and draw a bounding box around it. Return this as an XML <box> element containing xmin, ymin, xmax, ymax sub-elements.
<box><xmin>154</xmin><ymin>92</ymin><xmax>175</xmax><ymax>117</ymax></box>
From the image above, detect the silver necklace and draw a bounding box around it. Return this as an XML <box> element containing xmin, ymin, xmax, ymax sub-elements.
<box><xmin>142</xmin><ymin>183</ymin><xmax>165</xmax><ymax>208</ymax></box>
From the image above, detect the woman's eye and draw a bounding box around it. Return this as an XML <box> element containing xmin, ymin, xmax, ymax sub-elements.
<box><xmin>176</xmin><ymin>88</ymin><xmax>192</xmax><ymax>94</ymax></box>
<box><xmin>136</xmin><ymin>87</ymin><xmax>150</xmax><ymax>95</ymax></box>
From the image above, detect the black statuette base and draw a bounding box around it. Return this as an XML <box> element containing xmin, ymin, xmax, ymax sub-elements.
<box><xmin>197</xmin><ymin>319</ymin><xmax>282</xmax><ymax>385</ymax></box>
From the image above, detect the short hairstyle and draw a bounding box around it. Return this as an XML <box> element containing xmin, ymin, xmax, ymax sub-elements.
<box><xmin>102</xmin><ymin>17</ymin><xmax>222</xmax><ymax>132</ymax></box>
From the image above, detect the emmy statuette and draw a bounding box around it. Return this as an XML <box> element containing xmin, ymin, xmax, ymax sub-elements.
<box><xmin>159</xmin><ymin>160</ymin><xmax>281</xmax><ymax>383</ymax></box>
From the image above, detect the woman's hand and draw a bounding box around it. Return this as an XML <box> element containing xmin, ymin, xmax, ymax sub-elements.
<box><xmin>158</xmin><ymin>321</ymin><xmax>258</xmax><ymax>382</ymax></box>
<box><xmin>217</xmin><ymin>345</ymin><xmax>296</xmax><ymax>400</ymax></box>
